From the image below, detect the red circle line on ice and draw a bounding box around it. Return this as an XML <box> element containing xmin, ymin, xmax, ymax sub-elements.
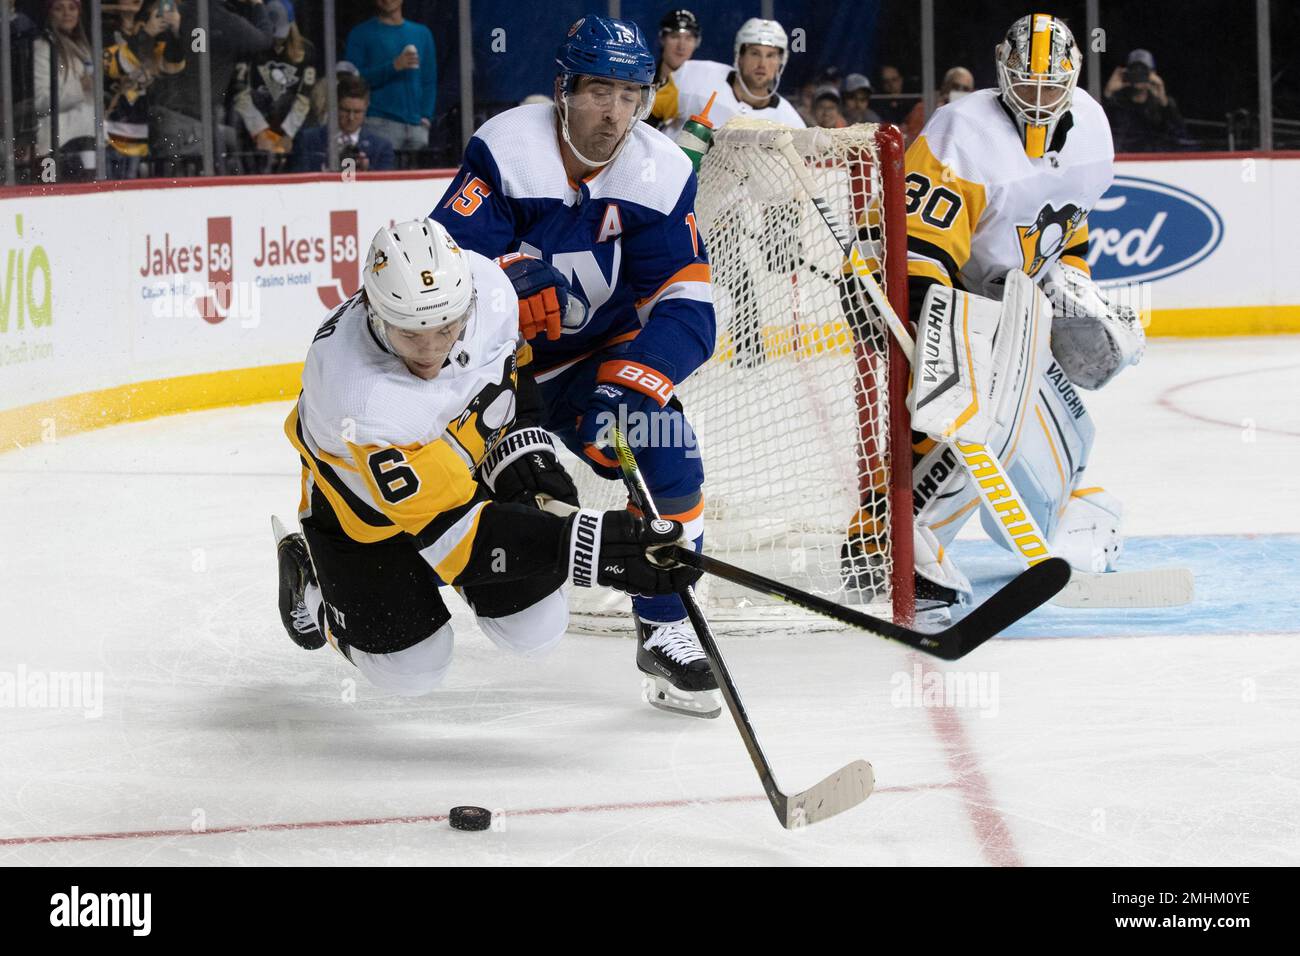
<box><xmin>1157</xmin><ymin>362</ymin><xmax>1300</xmax><ymax>439</ymax></box>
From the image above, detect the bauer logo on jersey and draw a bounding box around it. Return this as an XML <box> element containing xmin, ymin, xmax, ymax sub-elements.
<box><xmin>1085</xmin><ymin>176</ymin><xmax>1224</xmax><ymax>286</ymax></box>
<box><xmin>1015</xmin><ymin>202</ymin><xmax>1086</xmax><ymax>277</ymax></box>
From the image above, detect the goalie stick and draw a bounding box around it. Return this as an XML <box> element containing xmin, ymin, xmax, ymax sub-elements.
<box><xmin>771</xmin><ymin>131</ymin><xmax>1193</xmax><ymax>609</ymax></box>
<box><xmin>611</xmin><ymin>430</ymin><xmax>873</xmax><ymax>830</ymax></box>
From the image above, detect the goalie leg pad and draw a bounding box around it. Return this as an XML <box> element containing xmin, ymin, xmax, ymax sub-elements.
<box><xmin>1051</xmin><ymin>487</ymin><xmax>1124</xmax><ymax>573</ymax></box>
<box><xmin>979</xmin><ymin>366</ymin><xmax>1096</xmax><ymax>548</ymax></box>
<box><xmin>914</xmin><ymin>523</ymin><xmax>973</xmax><ymax>608</ymax></box>
<box><xmin>909</xmin><ymin>270</ymin><xmax>1053</xmax><ymax>446</ymax></box>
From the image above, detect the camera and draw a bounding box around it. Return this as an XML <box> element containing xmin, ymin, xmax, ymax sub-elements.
<box><xmin>1125</xmin><ymin>62</ymin><xmax>1150</xmax><ymax>84</ymax></box>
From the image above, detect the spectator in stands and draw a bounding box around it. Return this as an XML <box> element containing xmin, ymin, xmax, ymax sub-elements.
<box><xmin>874</xmin><ymin>63</ymin><xmax>910</xmax><ymax>124</ymax></box>
<box><xmin>794</xmin><ymin>78</ymin><xmax>818</xmax><ymax>125</ymax></box>
<box><xmin>344</xmin><ymin>0</ymin><xmax>436</xmax><ymax>153</ymax></box>
<box><xmin>815</xmin><ymin>65</ymin><xmax>843</xmax><ymax>95</ymax></box>
<box><xmin>147</xmin><ymin>0</ymin><xmax>274</xmax><ymax>174</ymax></box>
<box><xmin>1104</xmin><ymin>49</ymin><xmax>1186</xmax><ymax>152</ymax></box>
<box><xmin>813</xmin><ymin>86</ymin><xmax>847</xmax><ymax>129</ymax></box>
<box><xmin>308</xmin><ymin>58</ymin><xmax>356</xmax><ymax>129</ymax></box>
<box><xmin>4</xmin><ymin>0</ymin><xmax>37</xmax><ymax>39</ymax></box>
<box><xmin>655</xmin><ymin>8</ymin><xmax>699</xmax><ymax>86</ymax></box>
<box><xmin>33</xmin><ymin>0</ymin><xmax>96</xmax><ymax>179</ymax></box>
<box><xmin>903</xmin><ymin>65</ymin><xmax>972</xmax><ymax>144</ymax></box>
<box><xmin>291</xmin><ymin>73</ymin><xmax>395</xmax><ymax>173</ymax></box>
<box><xmin>230</xmin><ymin>0</ymin><xmax>317</xmax><ymax>170</ymax></box>
<box><xmin>842</xmin><ymin>73</ymin><xmax>882</xmax><ymax>125</ymax></box>
<box><xmin>103</xmin><ymin>0</ymin><xmax>186</xmax><ymax>180</ymax></box>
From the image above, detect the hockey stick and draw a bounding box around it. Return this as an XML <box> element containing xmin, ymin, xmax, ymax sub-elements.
<box><xmin>611</xmin><ymin>429</ymin><xmax>873</xmax><ymax>830</ymax></box>
<box><xmin>537</xmin><ymin>494</ymin><xmax>1067</xmax><ymax>659</ymax></box>
<box><xmin>774</xmin><ymin>132</ymin><xmax>1193</xmax><ymax>609</ymax></box>
<box><xmin>661</xmin><ymin>546</ymin><xmax>1070</xmax><ymax>662</ymax></box>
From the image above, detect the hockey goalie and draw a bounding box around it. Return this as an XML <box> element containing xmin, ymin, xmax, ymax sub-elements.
<box><xmin>899</xmin><ymin>13</ymin><xmax>1146</xmax><ymax>612</ymax></box>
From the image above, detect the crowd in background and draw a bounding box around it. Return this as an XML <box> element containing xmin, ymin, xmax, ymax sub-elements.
<box><xmin>5</xmin><ymin>0</ymin><xmax>438</xmax><ymax>181</ymax></box>
<box><xmin>0</xmin><ymin>0</ymin><xmax>1269</xmax><ymax>185</ymax></box>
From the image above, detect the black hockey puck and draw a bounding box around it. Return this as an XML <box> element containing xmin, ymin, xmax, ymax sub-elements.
<box><xmin>449</xmin><ymin>806</ymin><xmax>492</xmax><ymax>831</ymax></box>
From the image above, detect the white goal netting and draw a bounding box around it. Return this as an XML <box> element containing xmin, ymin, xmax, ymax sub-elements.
<box><xmin>562</xmin><ymin>119</ymin><xmax>911</xmax><ymax>632</ymax></box>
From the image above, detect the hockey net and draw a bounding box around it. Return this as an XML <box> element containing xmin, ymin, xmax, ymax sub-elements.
<box><xmin>563</xmin><ymin>118</ymin><xmax>914</xmax><ymax>632</ymax></box>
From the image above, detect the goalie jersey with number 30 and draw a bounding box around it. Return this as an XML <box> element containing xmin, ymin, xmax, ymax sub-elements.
<box><xmin>904</xmin><ymin>86</ymin><xmax>1114</xmax><ymax>302</ymax></box>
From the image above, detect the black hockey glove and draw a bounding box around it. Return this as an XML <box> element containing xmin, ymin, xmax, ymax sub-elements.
<box><xmin>566</xmin><ymin>509</ymin><xmax>701</xmax><ymax>596</ymax></box>
<box><xmin>479</xmin><ymin>426</ymin><xmax>579</xmax><ymax>508</ymax></box>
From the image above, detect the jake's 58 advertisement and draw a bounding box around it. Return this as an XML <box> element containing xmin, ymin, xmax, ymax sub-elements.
<box><xmin>1</xmin><ymin>157</ymin><xmax>1296</xmax><ymax>422</ymax></box>
<box><xmin>0</xmin><ymin>176</ymin><xmax>452</xmax><ymax>415</ymax></box>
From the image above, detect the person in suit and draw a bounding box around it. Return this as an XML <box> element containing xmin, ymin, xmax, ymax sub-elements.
<box><xmin>292</xmin><ymin>72</ymin><xmax>395</xmax><ymax>172</ymax></box>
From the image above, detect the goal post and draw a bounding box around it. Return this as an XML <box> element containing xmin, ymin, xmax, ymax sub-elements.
<box><xmin>563</xmin><ymin>119</ymin><xmax>914</xmax><ymax>631</ymax></box>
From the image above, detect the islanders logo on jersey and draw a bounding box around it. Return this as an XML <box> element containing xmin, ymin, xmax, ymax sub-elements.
<box><xmin>1016</xmin><ymin>202</ymin><xmax>1086</xmax><ymax>277</ymax></box>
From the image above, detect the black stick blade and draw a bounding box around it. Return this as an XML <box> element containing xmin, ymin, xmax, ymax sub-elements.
<box><xmin>943</xmin><ymin>557</ymin><xmax>1072</xmax><ymax>659</ymax></box>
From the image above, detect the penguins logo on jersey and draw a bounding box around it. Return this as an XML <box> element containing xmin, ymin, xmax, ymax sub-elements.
<box><xmin>1016</xmin><ymin>202</ymin><xmax>1086</xmax><ymax>277</ymax></box>
<box><xmin>446</xmin><ymin>353</ymin><xmax>519</xmax><ymax>465</ymax></box>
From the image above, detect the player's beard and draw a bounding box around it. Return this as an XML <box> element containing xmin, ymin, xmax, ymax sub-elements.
<box><xmin>574</xmin><ymin>117</ymin><xmax>623</xmax><ymax>164</ymax></box>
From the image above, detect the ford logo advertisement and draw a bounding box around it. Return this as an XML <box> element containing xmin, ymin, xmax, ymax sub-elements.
<box><xmin>1086</xmin><ymin>176</ymin><xmax>1224</xmax><ymax>286</ymax></box>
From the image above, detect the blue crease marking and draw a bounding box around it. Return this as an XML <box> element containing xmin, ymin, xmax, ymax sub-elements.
<box><xmin>956</xmin><ymin>534</ymin><xmax>1300</xmax><ymax>638</ymax></box>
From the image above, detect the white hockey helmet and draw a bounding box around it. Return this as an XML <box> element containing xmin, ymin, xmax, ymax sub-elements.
<box><xmin>733</xmin><ymin>17</ymin><xmax>789</xmax><ymax>98</ymax></box>
<box><xmin>363</xmin><ymin>218</ymin><xmax>473</xmax><ymax>345</ymax></box>
<box><xmin>995</xmin><ymin>13</ymin><xmax>1081</xmax><ymax>158</ymax></box>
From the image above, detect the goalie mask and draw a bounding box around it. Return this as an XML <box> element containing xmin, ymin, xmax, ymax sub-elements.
<box><xmin>995</xmin><ymin>13</ymin><xmax>1081</xmax><ymax>158</ymax></box>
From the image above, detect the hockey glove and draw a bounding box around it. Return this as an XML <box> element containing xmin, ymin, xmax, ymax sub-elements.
<box><xmin>576</xmin><ymin>359</ymin><xmax>676</xmax><ymax>458</ymax></box>
<box><xmin>479</xmin><ymin>425</ymin><xmax>579</xmax><ymax>508</ymax></box>
<box><xmin>566</xmin><ymin>508</ymin><xmax>701</xmax><ymax>596</ymax></box>
<box><xmin>497</xmin><ymin>253</ymin><xmax>588</xmax><ymax>342</ymax></box>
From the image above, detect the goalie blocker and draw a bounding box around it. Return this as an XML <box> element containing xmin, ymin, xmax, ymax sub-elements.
<box><xmin>908</xmin><ymin>269</ymin><xmax>1140</xmax><ymax>579</ymax></box>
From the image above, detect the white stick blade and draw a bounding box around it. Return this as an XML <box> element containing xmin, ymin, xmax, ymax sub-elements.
<box><xmin>785</xmin><ymin>760</ymin><xmax>875</xmax><ymax>828</ymax></box>
<box><xmin>1051</xmin><ymin>567</ymin><xmax>1194</xmax><ymax>608</ymax></box>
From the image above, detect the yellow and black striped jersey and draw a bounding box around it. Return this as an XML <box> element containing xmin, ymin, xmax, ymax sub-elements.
<box><xmin>904</xmin><ymin>88</ymin><xmax>1113</xmax><ymax>301</ymax></box>
<box><xmin>286</xmin><ymin>249</ymin><xmax>550</xmax><ymax>586</ymax></box>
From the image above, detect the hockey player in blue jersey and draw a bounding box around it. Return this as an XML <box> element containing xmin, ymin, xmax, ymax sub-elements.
<box><xmin>431</xmin><ymin>15</ymin><xmax>719</xmax><ymax>718</ymax></box>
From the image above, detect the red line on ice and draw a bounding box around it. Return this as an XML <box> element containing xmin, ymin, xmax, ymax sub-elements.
<box><xmin>0</xmin><ymin>783</ymin><xmax>953</xmax><ymax>848</ymax></box>
<box><xmin>1157</xmin><ymin>363</ymin><xmax>1300</xmax><ymax>438</ymax></box>
<box><xmin>914</xmin><ymin>652</ymin><xmax>1025</xmax><ymax>867</ymax></box>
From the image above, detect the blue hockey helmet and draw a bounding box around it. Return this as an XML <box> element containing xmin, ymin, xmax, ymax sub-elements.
<box><xmin>555</xmin><ymin>15</ymin><xmax>656</xmax><ymax>88</ymax></box>
<box><xmin>553</xmin><ymin>16</ymin><xmax>656</xmax><ymax>170</ymax></box>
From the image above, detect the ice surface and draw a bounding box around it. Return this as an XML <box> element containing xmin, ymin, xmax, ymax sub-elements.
<box><xmin>1</xmin><ymin>337</ymin><xmax>1297</xmax><ymax>865</ymax></box>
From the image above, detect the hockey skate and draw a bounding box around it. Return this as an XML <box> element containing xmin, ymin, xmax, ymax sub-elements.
<box><xmin>635</xmin><ymin>617</ymin><xmax>721</xmax><ymax>719</ymax></box>
<box><xmin>272</xmin><ymin>516</ymin><xmax>325</xmax><ymax>650</ymax></box>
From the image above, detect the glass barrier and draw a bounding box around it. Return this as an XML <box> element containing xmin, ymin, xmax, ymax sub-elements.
<box><xmin>2</xmin><ymin>0</ymin><xmax>1294</xmax><ymax>188</ymax></box>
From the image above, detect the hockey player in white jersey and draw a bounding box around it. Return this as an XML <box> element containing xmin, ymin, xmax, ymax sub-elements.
<box><xmin>898</xmin><ymin>13</ymin><xmax>1146</xmax><ymax>608</ymax></box>
<box><xmin>650</xmin><ymin>16</ymin><xmax>805</xmax><ymax>137</ymax></box>
<box><xmin>273</xmin><ymin>219</ymin><xmax>698</xmax><ymax>697</ymax></box>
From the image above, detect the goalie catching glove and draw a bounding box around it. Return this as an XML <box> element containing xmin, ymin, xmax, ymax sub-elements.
<box><xmin>1041</xmin><ymin>261</ymin><xmax>1145</xmax><ymax>390</ymax></box>
<box><xmin>566</xmin><ymin>509</ymin><xmax>700</xmax><ymax>596</ymax></box>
